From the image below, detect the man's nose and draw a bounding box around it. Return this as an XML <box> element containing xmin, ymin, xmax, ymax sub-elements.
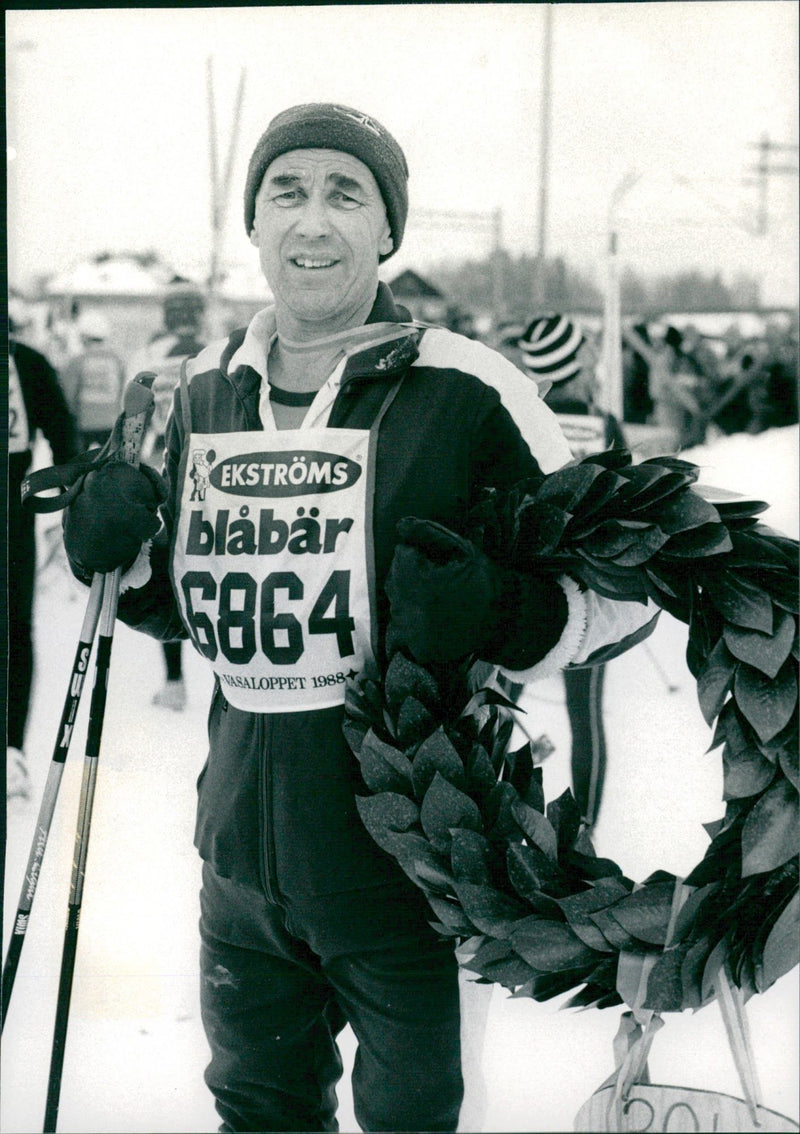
<box><xmin>296</xmin><ymin>191</ymin><xmax>332</xmax><ymax>239</ymax></box>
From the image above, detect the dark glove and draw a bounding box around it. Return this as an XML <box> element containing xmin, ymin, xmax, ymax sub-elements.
<box><xmin>63</xmin><ymin>461</ymin><xmax>167</xmax><ymax>577</ymax></box>
<box><xmin>385</xmin><ymin>517</ymin><xmax>568</xmax><ymax>668</ymax></box>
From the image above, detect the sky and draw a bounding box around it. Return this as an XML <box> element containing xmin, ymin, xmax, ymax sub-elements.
<box><xmin>5</xmin><ymin>2</ymin><xmax>799</xmax><ymax>305</ymax></box>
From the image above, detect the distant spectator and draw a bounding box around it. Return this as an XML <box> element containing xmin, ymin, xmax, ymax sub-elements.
<box><xmin>127</xmin><ymin>281</ymin><xmax>208</xmax><ymax>711</ymax></box>
<box><xmin>445</xmin><ymin>307</ymin><xmax>478</xmax><ymax>339</ymax></box>
<box><xmin>8</xmin><ymin>326</ymin><xmax>80</xmax><ymax>803</ymax></box>
<box><xmin>622</xmin><ymin>322</ymin><xmax>655</xmax><ymax>424</ymax></box>
<box><xmin>59</xmin><ymin>311</ymin><xmax>126</xmax><ymax>450</ymax></box>
<box><xmin>742</xmin><ymin>326</ymin><xmax>799</xmax><ymax>434</ymax></box>
<box><xmin>491</xmin><ymin>322</ymin><xmax>526</xmax><ymax>367</ymax></box>
<box><xmin>677</xmin><ymin>323</ymin><xmax>721</xmax><ymax>388</ymax></box>
<box><xmin>515</xmin><ymin>313</ymin><xmax>627</xmax><ymax>828</ymax></box>
<box><xmin>707</xmin><ymin>332</ymin><xmax>770</xmax><ymax>436</ymax></box>
<box><xmin>650</xmin><ymin>325</ymin><xmax>706</xmax><ymax>449</ymax></box>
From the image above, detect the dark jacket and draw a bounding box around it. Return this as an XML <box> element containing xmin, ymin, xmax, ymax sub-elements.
<box><xmin>9</xmin><ymin>338</ymin><xmax>79</xmax><ymax>487</ymax></box>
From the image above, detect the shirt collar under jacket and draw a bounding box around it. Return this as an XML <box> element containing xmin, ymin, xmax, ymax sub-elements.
<box><xmin>227</xmin><ymin>281</ymin><xmax>423</xmax><ymax>394</ymax></box>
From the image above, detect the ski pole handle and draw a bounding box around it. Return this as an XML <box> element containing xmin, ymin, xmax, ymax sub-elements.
<box><xmin>20</xmin><ymin>371</ymin><xmax>158</xmax><ymax>513</ymax></box>
<box><xmin>117</xmin><ymin>371</ymin><xmax>157</xmax><ymax>468</ymax></box>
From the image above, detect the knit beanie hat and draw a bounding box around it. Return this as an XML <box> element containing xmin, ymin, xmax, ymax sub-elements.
<box><xmin>243</xmin><ymin>103</ymin><xmax>409</xmax><ymax>262</ymax></box>
<box><xmin>518</xmin><ymin>315</ymin><xmax>585</xmax><ymax>384</ymax></box>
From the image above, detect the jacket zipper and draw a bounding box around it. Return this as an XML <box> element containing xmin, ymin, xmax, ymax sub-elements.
<box><xmin>258</xmin><ymin>713</ymin><xmax>280</xmax><ymax>904</ymax></box>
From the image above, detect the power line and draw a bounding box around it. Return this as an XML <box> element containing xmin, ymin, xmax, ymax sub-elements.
<box><xmin>744</xmin><ymin>133</ymin><xmax>799</xmax><ymax>236</ymax></box>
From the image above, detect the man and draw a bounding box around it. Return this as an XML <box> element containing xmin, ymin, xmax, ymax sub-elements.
<box><xmin>517</xmin><ymin>314</ymin><xmax>627</xmax><ymax>829</ymax></box>
<box><xmin>127</xmin><ymin>280</ymin><xmax>208</xmax><ymax>710</ymax></box>
<box><xmin>63</xmin><ymin>103</ymin><xmax>658</xmax><ymax>1132</ymax></box>
<box><xmin>59</xmin><ymin>309</ymin><xmax>126</xmax><ymax>451</ymax></box>
<box><xmin>8</xmin><ymin>321</ymin><xmax>79</xmax><ymax>802</ymax></box>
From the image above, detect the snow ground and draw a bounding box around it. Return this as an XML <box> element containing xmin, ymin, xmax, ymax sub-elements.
<box><xmin>3</xmin><ymin>427</ymin><xmax>798</xmax><ymax>1134</ymax></box>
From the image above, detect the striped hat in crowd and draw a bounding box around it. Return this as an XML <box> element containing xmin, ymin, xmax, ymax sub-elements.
<box><xmin>518</xmin><ymin>314</ymin><xmax>585</xmax><ymax>384</ymax></box>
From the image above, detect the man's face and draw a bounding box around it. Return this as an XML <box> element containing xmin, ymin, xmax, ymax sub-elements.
<box><xmin>250</xmin><ymin>149</ymin><xmax>393</xmax><ymax>335</ymax></box>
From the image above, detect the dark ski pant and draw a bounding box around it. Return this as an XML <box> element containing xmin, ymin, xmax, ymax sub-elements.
<box><xmin>162</xmin><ymin>639</ymin><xmax>183</xmax><ymax>680</ymax></box>
<box><xmin>564</xmin><ymin>664</ymin><xmax>607</xmax><ymax>828</ymax></box>
<box><xmin>7</xmin><ymin>482</ymin><xmax>36</xmax><ymax>750</ymax></box>
<box><xmin>199</xmin><ymin>862</ymin><xmax>463</xmax><ymax>1133</ymax></box>
<box><xmin>504</xmin><ymin>664</ymin><xmax>607</xmax><ymax>828</ymax></box>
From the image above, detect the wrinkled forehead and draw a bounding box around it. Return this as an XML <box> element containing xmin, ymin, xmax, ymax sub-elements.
<box><xmin>260</xmin><ymin>148</ymin><xmax>381</xmax><ymax>194</ymax></box>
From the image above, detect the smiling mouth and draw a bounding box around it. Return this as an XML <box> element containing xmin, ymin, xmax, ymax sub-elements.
<box><xmin>290</xmin><ymin>256</ymin><xmax>339</xmax><ymax>269</ymax></box>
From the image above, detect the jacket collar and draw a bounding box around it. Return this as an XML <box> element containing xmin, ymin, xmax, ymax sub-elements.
<box><xmin>342</xmin><ymin>281</ymin><xmax>421</xmax><ymax>380</ymax></box>
<box><xmin>226</xmin><ymin>280</ymin><xmax>421</xmax><ymax>394</ymax></box>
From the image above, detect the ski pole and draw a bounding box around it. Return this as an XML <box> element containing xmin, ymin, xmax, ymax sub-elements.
<box><xmin>42</xmin><ymin>373</ymin><xmax>155</xmax><ymax>1134</ymax></box>
<box><xmin>1</xmin><ymin>572</ymin><xmax>105</xmax><ymax>1031</ymax></box>
<box><xmin>642</xmin><ymin>640</ymin><xmax>679</xmax><ymax>693</ymax></box>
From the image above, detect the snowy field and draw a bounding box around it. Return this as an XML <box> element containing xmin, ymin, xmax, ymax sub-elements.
<box><xmin>3</xmin><ymin>426</ymin><xmax>798</xmax><ymax>1133</ymax></box>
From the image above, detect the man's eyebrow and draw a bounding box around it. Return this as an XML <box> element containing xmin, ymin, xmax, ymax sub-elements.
<box><xmin>328</xmin><ymin>172</ymin><xmax>366</xmax><ymax>195</ymax></box>
<box><xmin>267</xmin><ymin>172</ymin><xmax>304</xmax><ymax>188</ymax></box>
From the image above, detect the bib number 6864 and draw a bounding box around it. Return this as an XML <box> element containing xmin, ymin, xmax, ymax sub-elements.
<box><xmin>181</xmin><ymin>569</ymin><xmax>355</xmax><ymax>665</ymax></box>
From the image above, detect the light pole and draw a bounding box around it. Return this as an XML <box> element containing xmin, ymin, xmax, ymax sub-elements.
<box><xmin>532</xmin><ymin>3</ymin><xmax>553</xmax><ymax>312</ymax></box>
<box><xmin>602</xmin><ymin>170</ymin><xmax>641</xmax><ymax>420</ymax></box>
<box><xmin>207</xmin><ymin>56</ymin><xmax>246</xmax><ymax>337</ymax></box>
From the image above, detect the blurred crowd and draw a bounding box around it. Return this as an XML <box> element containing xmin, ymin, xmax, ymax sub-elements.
<box><xmin>491</xmin><ymin>313</ymin><xmax>799</xmax><ymax>451</ymax></box>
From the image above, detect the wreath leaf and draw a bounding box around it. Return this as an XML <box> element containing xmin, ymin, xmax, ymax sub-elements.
<box><xmin>643</xmin><ymin>947</ymin><xmax>690</xmax><ymax>1012</ymax></box>
<box><xmin>758</xmin><ymin>892</ymin><xmax>800</xmax><ymax>991</ymax></box>
<box><xmin>706</xmin><ymin>571</ymin><xmax>775</xmax><ymax>632</ymax></box>
<box><xmin>723</xmin><ymin>612</ymin><xmax>796</xmax><ymax>679</ymax></box>
<box><xmin>722</xmin><ymin>746</ymin><xmax>777</xmax><ymax>800</ymax></box>
<box><xmin>420</xmin><ymin>772</ymin><xmax>483</xmax><ymax>853</ymax></box>
<box><xmin>411</xmin><ymin>726</ymin><xmax>466</xmax><ymax>797</ymax></box>
<box><xmin>510</xmin><ymin>919</ymin><xmax>598</xmax><ymax>973</ymax></box>
<box><xmin>384</xmin><ymin>650</ymin><xmax>441</xmax><ymax>711</ymax></box>
<box><xmin>397</xmin><ymin>696</ymin><xmax>437</xmax><ymax>747</ymax></box>
<box><xmin>607</xmin><ymin>881</ymin><xmax>677</xmax><ymax>947</ymax></box>
<box><xmin>740</xmin><ymin>778</ymin><xmax>800</xmax><ymax>876</ymax></box>
<box><xmin>697</xmin><ymin>638</ymin><xmax>738</xmax><ymax>725</ymax></box>
<box><xmin>734</xmin><ymin>660</ymin><xmax>798</xmax><ymax>743</ymax></box>
<box><xmin>426</xmin><ymin>895</ymin><xmax>477</xmax><ymax>935</ymax></box>
<box><xmin>779</xmin><ymin>745</ymin><xmax>800</xmax><ymax>791</ymax></box>
<box><xmin>452</xmin><ymin>881</ymin><xmax>528</xmax><ymax>938</ymax></box>
<box><xmin>355</xmin><ymin>792</ymin><xmax>419</xmax><ymax>854</ymax></box>
<box><xmin>357</xmin><ymin>729</ymin><xmax>414</xmax><ymax>793</ymax></box>
<box><xmin>450</xmin><ymin>828</ymin><xmax>494</xmax><ymax>885</ymax></box>
<box><xmin>511</xmin><ymin>799</ymin><xmax>558</xmax><ymax>862</ymax></box>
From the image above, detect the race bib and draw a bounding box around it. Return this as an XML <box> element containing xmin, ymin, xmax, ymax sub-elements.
<box><xmin>8</xmin><ymin>357</ymin><xmax>31</xmax><ymax>454</ymax></box>
<box><xmin>173</xmin><ymin>428</ymin><xmax>373</xmax><ymax>712</ymax></box>
<box><xmin>557</xmin><ymin>412</ymin><xmax>607</xmax><ymax>458</ymax></box>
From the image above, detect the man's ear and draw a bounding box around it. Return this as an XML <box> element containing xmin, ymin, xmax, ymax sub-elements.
<box><xmin>378</xmin><ymin>225</ymin><xmax>393</xmax><ymax>257</ymax></box>
<box><xmin>249</xmin><ymin>222</ymin><xmax>260</xmax><ymax>248</ymax></box>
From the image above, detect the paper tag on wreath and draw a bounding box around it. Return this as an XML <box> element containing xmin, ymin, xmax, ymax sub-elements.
<box><xmin>574</xmin><ymin>1083</ymin><xmax>799</xmax><ymax>1132</ymax></box>
<box><xmin>574</xmin><ymin>994</ymin><xmax>799</xmax><ymax>1133</ymax></box>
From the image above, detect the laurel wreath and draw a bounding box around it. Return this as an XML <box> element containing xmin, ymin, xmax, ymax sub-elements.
<box><xmin>343</xmin><ymin>449</ymin><xmax>799</xmax><ymax>1014</ymax></box>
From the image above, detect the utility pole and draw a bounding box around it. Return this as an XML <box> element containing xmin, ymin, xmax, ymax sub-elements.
<box><xmin>602</xmin><ymin>170</ymin><xmax>641</xmax><ymax>422</ymax></box>
<box><xmin>207</xmin><ymin>57</ymin><xmax>247</xmax><ymax>336</ymax></box>
<box><xmin>491</xmin><ymin>207</ymin><xmax>505</xmax><ymax>330</ymax></box>
<box><xmin>745</xmin><ymin>133</ymin><xmax>798</xmax><ymax>236</ymax></box>
<box><xmin>532</xmin><ymin>3</ymin><xmax>553</xmax><ymax>312</ymax></box>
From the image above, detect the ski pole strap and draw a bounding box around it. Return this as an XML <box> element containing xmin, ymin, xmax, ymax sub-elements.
<box><xmin>20</xmin><ymin>448</ymin><xmax>111</xmax><ymax>514</ymax></box>
<box><xmin>20</xmin><ymin>373</ymin><xmax>156</xmax><ymax>514</ymax></box>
